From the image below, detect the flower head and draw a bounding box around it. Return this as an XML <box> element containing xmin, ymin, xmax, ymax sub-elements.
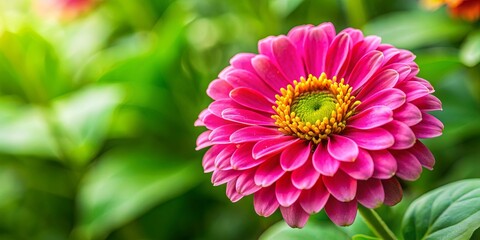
<box><xmin>422</xmin><ymin>0</ymin><xmax>480</xmax><ymax>21</ymax></box>
<box><xmin>195</xmin><ymin>23</ymin><xmax>443</xmax><ymax>227</ymax></box>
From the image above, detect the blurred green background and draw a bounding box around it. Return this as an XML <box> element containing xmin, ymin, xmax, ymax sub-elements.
<box><xmin>0</xmin><ymin>0</ymin><xmax>478</xmax><ymax>239</ymax></box>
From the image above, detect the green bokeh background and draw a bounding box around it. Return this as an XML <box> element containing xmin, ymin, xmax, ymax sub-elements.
<box><xmin>0</xmin><ymin>0</ymin><xmax>479</xmax><ymax>239</ymax></box>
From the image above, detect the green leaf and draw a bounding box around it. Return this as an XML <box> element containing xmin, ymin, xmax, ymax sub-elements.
<box><xmin>259</xmin><ymin>221</ymin><xmax>350</xmax><ymax>240</ymax></box>
<box><xmin>363</xmin><ymin>11</ymin><xmax>472</xmax><ymax>49</ymax></box>
<box><xmin>352</xmin><ymin>234</ymin><xmax>380</xmax><ymax>240</ymax></box>
<box><xmin>460</xmin><ymin>30</ymin><xmax>480</xmax><ymax>67</ymax></box>
<box><xmin>402</xmin><ymin>179</ymin><xmax>480</xmax><ymax>240</ymax></box>
<box><xmin>52</xmin><ymin>84</ymin><xmax>124</xmax><ymax>165</ymax></box>
<box><xmin>74</xmin><ymin>147</ymin><xmax>201</xmax><ymax>240</ymax></box>
<box><xmin>0</xmin><ymin>101</ymin><xmax>58</xmax><ymax>157</ymax></box>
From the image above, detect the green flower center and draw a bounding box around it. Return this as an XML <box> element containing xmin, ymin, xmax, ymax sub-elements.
<box><xmin>291</xmin><ymin>91</ymin><xmax>336</xmax><ymax>124</ymax></box>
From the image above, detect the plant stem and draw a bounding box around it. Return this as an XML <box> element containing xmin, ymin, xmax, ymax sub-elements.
<box><xmin>358</xmin><ymin>206</ymin><xmax>397</xmax><ymax>240</ymax></box>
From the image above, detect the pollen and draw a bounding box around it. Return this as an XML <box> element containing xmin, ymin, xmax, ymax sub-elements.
<box><xmin>272</xmin><ymin>73</ymin><xmax>360</xmax><ymax>144</ymax></box>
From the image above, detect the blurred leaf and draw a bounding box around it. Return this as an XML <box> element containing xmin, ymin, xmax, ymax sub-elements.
<box><xmin>352</xmin><ymin>234</ymin><xmax>380</xmax><ymax>240</ymax></box>
<box><xmin>460</xmin><ymin>30</ymin><xmax>480</xmax><ymax>67</ymax></box>
<box><xmin>364</xmin><ymin>11</ymin><xmax>472</xmax><ymax>49</ymax></box>
<box><xmin>75</xmin><ymin>147</ymin><xmax>201</xmax><ymax>239</ymax></box>
<box><xmin>258</xmin><ymin>221</ymin><xmax>349</xmax><ymax>240</ymax></box>
<box><xmin>415</xmin><ymin>48</ymin><xmax>462</xmax><ymax>83</ymax></box>
<box><xmin>402</xmin><ymin>179</ymin><xmax>480</xmax><ymax>240</ymax></box>
<box><xmin>52</xmin><ymin>84</ymin><xmax>124</xmax><ymax>166</ymax></box>
<box><xmin>0</xmin><ymin>29</ymin><xmax>68</xmax><ymax>102</ymax></box>
<box><xmin>0</xmin><ymin>102</ymin><xmax>58</xmax><ymax>157</ymax></box>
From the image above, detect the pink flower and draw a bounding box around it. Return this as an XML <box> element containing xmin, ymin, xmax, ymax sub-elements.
<box><xmin>34</xmin><ymin>0</ymin><xmax>96</xmax><ymax>20</ymax></box>
<box><xmin>195</xmin><ymin>23</ymin><xmax>443</xmax><ymax>228</ymax></box>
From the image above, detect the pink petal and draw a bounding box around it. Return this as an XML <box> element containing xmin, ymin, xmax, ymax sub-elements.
<box><xmin>348</xmin><ymin>51</ymin><xmax>384</xmax><ymax>90</ymax></box>
<box><xmin>412</xmin><ymin>77</ymin><xmax>434</xmax><ymax>92</ymax></box>
<box><xmin>340</xmin><ymin>148</ymin><xmax>374</xmax><ymax>180</ymax></box>
<box><xmin>325</xmin><ymin>33</ymin><xmax>352</xmax><ymax>78</ymax></box>
<box><xmin>230</xmin><ymin>126</ymin><xmax>282</xmax><ymax>143</ymax></box>
<box><xmin>383</xmin><ymin>64</ymin><xmax>411</xmax><ymax>83</ymax></box>
<box><xmin>411</xmin><ymin>112</ymin><xmax>443</xmax><ymax>138</ymax></box>
<box><xmin>357</xmin><ymin>179</ymin><xmax>385</xmax><ymax>208</ymax></box>
<box><xmin>214</xmin><ymin>144</ymin><xmax>236</xmax><ymax>170</ymax></box>
<box><xmin>230</xmin><ymin>87</ymin><xmax>274</xmax><ymax>113</ymax></box>
<box><xmin>211</xmin><ymin>169</ymin><xmax>238</xmax><ymax>186</ymax></box>
<box><xmin>196</xmin><ymin>130</ymin><xmax>213</xmax><ymax>150</ymax></box>
<box><xmin>254</xmin><ymin>186</ymin><xmax>280</xmax><ymax>217</ymax></box>
<box><xmin>348</xmin><ymin>106</ymin><xmax>393</xmax><ymax>130</ymax></box>
<box><xmin>252</xmin><ymin>136</ymin><xmax>299</xmax><ymax>159</ymax></box>
<box><xmin>327</xmin><ymin>135</ymin><xmax>359</xmax><ymax>162</ymax></box>
<box><xmin>218</xmin><ymin>66</ymin><xmax>235</xmax><ymax>79</ymax></box>
<box><xmin>299</xmin><ymin>180</ymin><xmax>330</xmax><ymax>214</ymax></box>
<box><xmin>397</xmin><ymin>81</ymin><xmax>430</xmax><ymax>102</ymax></box>
<box><xmin>206</xmin><ymin>79</ymin><xmax>233</xmax><ymax>100</ymax></box>
<box><xmin>411</xmin><ymin>94</ymin><xmax>442</xmax><ymax>111</ymax></box>
<box><xmin>304</xmin><ymin>25</ymin><xmax>331</xmax><ymax>77</ymax></box>
<box><xmin>222</xmin><ymin>108</ymin><xmax>274</xmax><ymax>126</ymax></box>
<box><xmin>357</xmin><ymin>88</ymin><xmax>406</xmax><ymax>111</ymax></box>
<box><xmin>280</xmin><ymin>203</ymin><xmax>310</xmax><ymax>228</ymax></box>
<box><xmin>291</xmin><ymin>160</ymin><xmax>320</xmax><ymax>190</ymax></box>
<box><xmin>287</xmin><ymin>24</ymin><xmax>312</xmax><ymax>57</ymax></box>
<box><xmin>258</xmin><ymin>36</ymin><xmax>275</xmax><ymax>60</ymax></box>
<box><xmin>230</xmin><ymin>53</ymin><xmax>256</xmax><ymax>73</ymax></box>
<box><xmin>280</xmin><ymin>141</ymin><xmax>311</xmax><ymax>171</ymax></box>
<box><xmin>312</xmin><ymin>143</ymin><xmax>340</xmax><ymax>176</ymax></box>
<box><xmin>225</xmin><ymin>69</ymin><xmax>277</xmax><ymax>100</ymax></box>
<box><xmin>408</xmin><ymin>140</ymin><xmax>435</xmax><ymax>170</ymax></box>
<box><xmin>276</xmin><ymin>173</ymin><xmax>302</xmax><ymax>207</ymax></box>
<box><xmin>194</xmin><ymin>109</ymin><xmax>209</xmax><ymax>127</ymax></box>
<box><xmin>236</xmin><ymin>169</ymin><xmax>261</xmax><ymax>195</ymax></box>
<box><xmin>226</xmin><ymin>179</ymin><xmax>243</xmax><ymax>202</ymax></box>
<box><xmin>272</xmin><ymin>36</ymin><xmax>305</xmax><ymax>81</ymax></box>
<box><xmin>393</xmin><ymin>103</ymin><xmax>422</xmax><ymax>126</ymax></box>
<box><xmin>344</xmin><ymin>127</ymin><xmax>394</xmax><ymax>150</ymax></box>
<box><xmin>323</xmin><ymin>170</ymin><xmax>357</xmax><ymax>202</ymax></box>
<box><xmin>385</xmin><ymin>49</ymin><xmax>415</xmax><ymax>65</ymax></box>
<box><xmin>370</xmin><ymin>150</ymin><xmax>397</xmax><ymax>179</ymax></box>
<box><xmin>230</xmin><ymin>143</ymin><xmax>267</xmax><ymax>170</ymax></box>
<box><xmin>324</xmin><ymin>198</ymin><xmax>357</xmax><ymax>226</ymax></box>
<box><xmin>383</xmin><ymin>120</ymin><xmax>416</xmax><ymax>150</ymax></box>
<box><xmin>202</xmin><ymin>144</ymin><xmax>224</xmax><ymax>173</ymax></box>
<box><xmin>203</xmin><ymin>112</ymin><xmax>234</xmax><ymax>130</ymax></box>
<box><xmin>349</xmin><ymin>36</ymin><xmax>381</xmax><ymax>65</ymax></box>
<box><xmin>391</xmin><ymin>150</ymin><xmax>422</xmax><ymax>181</ymax></box>
<box><xmin>208</xmin><ymin>99</ymin><xmax>242</xmax><ymax>117</ymax></box>
<box><xmin>341</xmin><ymin>28</ymin><xmax>363</xmax><ymax>44</ymax></box>
<box><xmin>252</xmin><ymin>55</ymin><xmax>290</xmax><ymax>92</ymax></box>
<box><xmin>382</xmin><ymin>177</ymin><xmax>403</xmax><ymax>206</ymax></box>
<box><xmin>255</xmin><ymin>158</ymin><xmax>286</xmax><ymax>187</ymax></box>
<box><xmin>356</xmin><ymin>69</ymin><xmax>398</xmax><ymax>99</ymax></box>
<box><xmin>208</xmin><ymin>124</ymin><xmax>243</xmax><ymax>144</ymax></box>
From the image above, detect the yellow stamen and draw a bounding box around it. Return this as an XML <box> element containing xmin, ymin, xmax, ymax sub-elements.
<box><xmin>272</xmin><ymin>73</ymin><xmax>360</xmax><ymax>144</ymax></box>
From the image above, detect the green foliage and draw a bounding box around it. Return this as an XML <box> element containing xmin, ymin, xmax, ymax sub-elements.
<box><xmin>0</xmin><ymin>0</ymin><xmax>478</xmax><ymax>239</ymax></box>
<box><xmin>259</xmin><ymin>221</ymin><xmax>350</xmax><ymax>240</ymax></box>
<box><xmin>402</xmin><ymin>179</ymin><xmax>480</xmax><ymax>240</ymax></box>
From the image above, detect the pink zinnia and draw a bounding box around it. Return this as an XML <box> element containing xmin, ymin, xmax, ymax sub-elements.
<box><xmin>195</xmin><ymin>23</ymin><xmax>443</xmax><ymax>227</ymax></box>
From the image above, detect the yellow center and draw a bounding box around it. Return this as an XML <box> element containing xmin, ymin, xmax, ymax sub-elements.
<box><xmin>272</xmin><ymin>73</ymin><xmax>360</xmax><ymax>144</ymax></box>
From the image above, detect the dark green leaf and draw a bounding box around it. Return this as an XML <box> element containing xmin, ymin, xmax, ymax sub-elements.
<box><xmin>402</xmin><ymin>179</ymin><xmax>480</xmax><ymax>240</ymax></box>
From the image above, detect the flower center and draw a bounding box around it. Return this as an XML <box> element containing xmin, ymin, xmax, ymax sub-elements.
<box><xmin>272</xmin><ymin>73</ymin><xmax>360</xmax><ymax>144</ymax></box>
<box><xmin>291</xmin><ymin>91</ymin><xmax>337</xmax><ymax>124</ymax></box>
